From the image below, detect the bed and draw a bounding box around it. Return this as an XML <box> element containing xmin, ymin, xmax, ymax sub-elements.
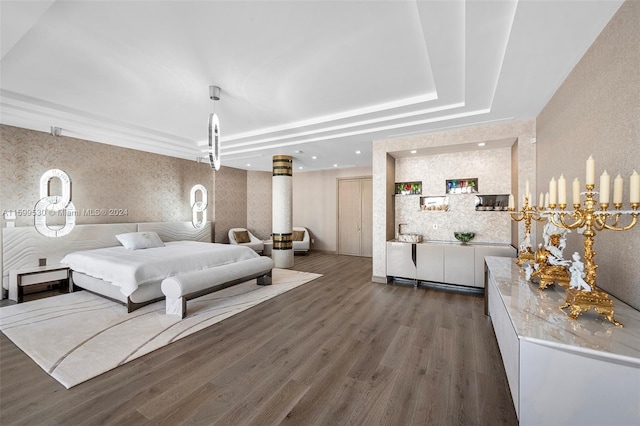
<box><xmin>2</xmin><ymin>222</ymin><xmax>274</xmax><ymax>313</ymax></box>
<box><xmin>62</xmin><ymin>239</ymin><xmax>271</xmax><ymax>312</ymax></box>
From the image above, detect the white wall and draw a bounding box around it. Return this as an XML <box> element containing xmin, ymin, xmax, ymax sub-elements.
<box><xmin>293</xmin><ymin>166</ymin><xmax>372</xmax><ymax>253</ymax></box>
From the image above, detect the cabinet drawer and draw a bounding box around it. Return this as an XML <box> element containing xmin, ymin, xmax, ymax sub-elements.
<box><xmin>20</xmin><ymin>269</ymin><xmax>68</xmax><ymax>286</ymax></box>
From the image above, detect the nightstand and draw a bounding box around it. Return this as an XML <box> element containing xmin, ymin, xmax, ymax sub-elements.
<box><xmin>9</xmin><ymin>264</ymin><xmax>70</xmax><ymax>303</ymax></box>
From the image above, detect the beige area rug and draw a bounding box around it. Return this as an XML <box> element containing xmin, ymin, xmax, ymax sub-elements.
<box><xmin>0</xmin><ymin>269</ymin><xmax>321</xmax><ymax>389</ymax></box>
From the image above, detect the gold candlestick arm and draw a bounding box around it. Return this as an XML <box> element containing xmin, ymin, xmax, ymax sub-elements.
<box><xmin>594</xmin><ymin>210</ymin><xmax>638</xmax><ymax>231</ymax></box>
<box><xmin>509</xmin><ymin>200</ymin><xmax>547</xmax><ymax>267</ymax></box>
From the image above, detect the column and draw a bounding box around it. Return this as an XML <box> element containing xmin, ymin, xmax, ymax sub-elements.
<box><xmin>272</xmin><ymin>155</ymin><xmax>294</xmax><ymax>268</ymax></box>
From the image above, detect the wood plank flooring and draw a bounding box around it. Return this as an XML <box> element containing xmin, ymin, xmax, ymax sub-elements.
<box><xmin>0</xmin><ymin>253</ymin><xmax>517</xmax><ymax>425</ymax></box>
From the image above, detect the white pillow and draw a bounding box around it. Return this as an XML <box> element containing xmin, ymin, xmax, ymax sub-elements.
<box><xmin>116</xmin><ymin>232</ymin><xmax>165</xmax><ymax>250</ymax></box>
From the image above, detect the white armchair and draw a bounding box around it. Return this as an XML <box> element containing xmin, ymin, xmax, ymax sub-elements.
<box><xmin>228</xmin><ymin>228</ymin><xmax>264</xmax><ymax>253</ymax></box>
<box><xmin>292</xmin><ymin>227</ymin><xmax>310</xmax><ymax>255</ymax></box>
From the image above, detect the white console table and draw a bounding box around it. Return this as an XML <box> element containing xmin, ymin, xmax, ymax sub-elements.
<box><xmin>485</xmin><ymin>256</ymin><xmax>640</xmax><ymax>425</ymax></box>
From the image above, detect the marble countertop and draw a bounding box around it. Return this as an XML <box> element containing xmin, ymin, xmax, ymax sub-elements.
<box><xmin>485</xmin><ymin>256</ymin><xmax>640</xmax><ymax>365</ymax></box>
<box><xmin>388</xmin><ymin>239</ymin><xmax>514</xmax><ymax>248</ymax></box>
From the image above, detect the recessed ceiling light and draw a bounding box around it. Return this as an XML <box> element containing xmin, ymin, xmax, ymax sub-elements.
<box><xmin>333</xmin><ymin>164</ymin><xmax>338</xmax><ymax>167</ymax></box>
<box><xmin>355</xmin><ymin>150</ymin><xmax>361</xmax><ymax>154</ymax></box>
<box><xmin>478</xmin><ymin>142</ymin><xmax>486</xmax><ymax>147</ymax></box>
<box><xmin>298</xmin><ymin>166</ymin><xmax>303</xmax><ymax>170</ymax></box>
<box><xmin>294</xmin><ymin>150</ymin><xmax>303</xmax><ymax>154</ymax></box>
<box><xmin>410</xmin><ymin>150</ymin><xmax>417</xmax><ymax>154</ymax></box>
<box><xmin>312</xmin><ymin>156</ymin><xmax>317</xmax><ymax>160</ymax></box>
<box><xmin>246</xmin><ymin>163</ymin><xmax>251</xmax><ymax>167</ymax></box>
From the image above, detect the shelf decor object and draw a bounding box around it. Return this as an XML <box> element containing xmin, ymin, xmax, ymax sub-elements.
<box><xmin>543</xmin><ymin>157</ymin><xmax>639</xmax><ymax>327</ymax></box>
<box><xmin>508</xmin><ymin>189</ymin><xmax>547</xmax><ymax>268</ymax></box>
<box><xmin>395</xmin><ymin>181</ymin><xmax>422</xmax><ymax>195</ymax></box>
<box><xmin>446</xmin><ymin>178</ymin><xmax>477</xmax><ymax>194</ymax></box>
<box><xmin>420</xmin><ymin>195</ymin><xmax>449</xmax><ymax>211</ymax></box>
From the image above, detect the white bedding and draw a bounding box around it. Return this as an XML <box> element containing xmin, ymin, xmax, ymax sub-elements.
<box><xmin>60</xmin><ymin>241</ymin><xmax>259</xmax><ymax>297</ymax></box>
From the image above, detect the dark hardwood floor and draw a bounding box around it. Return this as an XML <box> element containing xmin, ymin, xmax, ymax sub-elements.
<box><xmin>0</xmin><ymin>253</ymin><xmax>517</xmax><ymax>425</ymax></box>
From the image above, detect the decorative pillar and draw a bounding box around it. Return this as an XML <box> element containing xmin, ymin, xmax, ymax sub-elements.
<box><xmin>272</xmin><ymin>155</ymin><xmax>294</xmax><ymax>268</ymax></box>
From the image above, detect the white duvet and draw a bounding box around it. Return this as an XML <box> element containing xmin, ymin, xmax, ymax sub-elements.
<box><xmin>60</xmin><ymin>241</ymin><xmax>259</xmax><ymax>297</ymax></box>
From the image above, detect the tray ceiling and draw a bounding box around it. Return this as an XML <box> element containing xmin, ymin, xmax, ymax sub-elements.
<box><xmin>0</xmin><ymin>1</ymin><xmax>623</xmax><ymax>171</ymax></box>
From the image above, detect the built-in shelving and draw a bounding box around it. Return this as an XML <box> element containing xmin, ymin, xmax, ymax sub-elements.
<box><xmin>395</xmin><ymin>181</ymin><xmax>422</xmax><ymax>195</ymax></box>
<box><xmin>446</xmin><ymin>178</ymin><xmax>478</xmax><ymax>194</ymax></box>
<box><xmin>420</xmin><ymin>195</ymin><xmax>449</xmax><ymax>211</ymax></box>
<box><xmin>474</xmin><ymin>194</ymin><xmax>510</xmax><ymax>211</ymax></box>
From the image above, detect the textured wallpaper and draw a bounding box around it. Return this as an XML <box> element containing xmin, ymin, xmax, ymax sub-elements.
<box><xmin>213</xmin><ymin>166</ymin><xmax>247</xmax><ymax>243</ymax></box>
<box><xmin>0</xmin><ymin>125</ymin><xmax>213</xmax><ymax>228</ymax></box>
<box><xmin>0</xmin><ymin>127</ymin><xmax>272</xmax><ymax>249</ymax></box>
<box><xmin>536</xmin><ymin>0</ymin><xmax>639</xmax><ymax>309</ymax></box>
<box><xmin>247</xmin><ymin>171</ymin><xmax>272</xmax><ymax>241</ymax></box>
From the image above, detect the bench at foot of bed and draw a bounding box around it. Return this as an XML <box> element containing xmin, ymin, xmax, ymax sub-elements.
<box><xmin>161</xmin><ymin>256</ymin><xmax>274</xmax><ymax>319</ymax></box>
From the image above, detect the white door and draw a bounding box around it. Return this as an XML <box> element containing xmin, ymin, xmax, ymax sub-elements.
<box><xmin>338</xmin><ymin>177</ymin><xmax>373</xmax><ymax>257</ymax></box>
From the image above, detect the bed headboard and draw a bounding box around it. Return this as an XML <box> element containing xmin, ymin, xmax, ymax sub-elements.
<box><xmin>138</xmin><ymin>221</ymin><xmax>211</xmax><ymax>243</ymax></box>
<box><xmin>1</xmin><ymin>221</ymin><xmax>212</xmax><ymax>292</ymax></box>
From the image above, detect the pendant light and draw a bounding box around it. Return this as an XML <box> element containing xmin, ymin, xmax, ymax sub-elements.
<box><xmin>209</xmin><ymin>85</ymin><xmax>221</xmax><ymax>171</ymax></box>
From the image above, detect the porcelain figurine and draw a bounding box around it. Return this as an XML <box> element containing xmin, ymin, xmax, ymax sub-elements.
<box><xmin>542</xmin><ymin>221</ymin><xmax>570</xmax><ymax>266</ymax></box>
<box><xmin>530</xmin><ymin>222</ymin><xmax>572</xmax><ymax>290</ymax></box>
<box><xmin>524</xmin><ymin>263</ymin><xmax>534</xmax><ymax>281</ymax></box>
<box><xmin>569</xmin><ymin>252</ymin><xmax>591</xmax><ymax>292</ymax></box>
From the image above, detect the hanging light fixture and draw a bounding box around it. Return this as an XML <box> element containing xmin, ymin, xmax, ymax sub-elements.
<box><xmin>208</xmin><ymin>85</ymin><xmax>221</xmax><ymax>171</ymax></box>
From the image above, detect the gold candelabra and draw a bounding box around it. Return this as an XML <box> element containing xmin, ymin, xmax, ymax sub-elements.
<box><xmin>546</xmin><ymin>185</ymin><xmax>638</xmax><ymax>327</ymax></box>
<box><xmin>509</xmin><ymin>197</ymin><xmax>547</xmax><ymax>267</ymax></box>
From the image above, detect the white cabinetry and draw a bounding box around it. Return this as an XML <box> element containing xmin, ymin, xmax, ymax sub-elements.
<box><xmin>386</xmin><ymin>241</ymin><xmax>416</xmax><ymax>280</ymax></box>
<box><xmin>387</xmin><ymin>241</ymin><xmax>515</xmax><ymax>288</ymax></box>
<box><xmin>486</xmin><ymin>257</ymin><xmax>640</xmax><ymax>425</ymax></box>
<box><xmin>416</xmin><ymin>244</ymin><xmax>443</xmax><ymax>282</ymax></box>
<box><xmin>474</xmin><ymin>245</ymin><xmax>516</xmax><ymax>287</ymax></box>
<box><xmin>443</xmin><ymin>244</ymin><xmax>475</xmax><ymax>286</ymax></box>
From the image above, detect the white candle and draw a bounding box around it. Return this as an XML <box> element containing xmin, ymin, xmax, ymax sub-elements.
<box><xmin>549</xmin><ymin>177</ymin><xmax>557</xmax><ymax>205</ymax></box>
<box><xmin>586</xmin><ymin>155</ymin><xmax>595</xmax><ymax>186</ymax></box>
<box><xmin>508</xmin><ymin>194</ymin><xmax>514</xmax><ymax>210</ymax></box>
<box><xmin>538</xmin><ymin>192</ymin><xmax>544</xmax><ymax>209</ymax></box>
<box><xmin>544</xmin><ymin>192</ymin><xmax>549</xmax><ymax>208</ymax></box>
<box><xmin>558</xmin><ymin>174</ymin><xmax>567</xmax><ymax>205</ymax></box>
<box><xmin>613</xmin><ymin>174</ymin><xmax>623</xmax><ymax>205</ymax></box>
<box><xmin>631</xmin><ymin>170</ymin><xmax>640</xmax><ymax>203</ymax></box>
<box><xmin>599</xmin><ymin>170</ymin><xmax>610</xmax><ymax>204</ymax></box>
<box><xmin>572</xmin><ymin>178</ymin><xmax>581</xmax><ymax>206</ymax></box>
<box><xmin>525</xmin><ymin>180</ymin><xmax>530</xmax><ymax>198</ymax></box>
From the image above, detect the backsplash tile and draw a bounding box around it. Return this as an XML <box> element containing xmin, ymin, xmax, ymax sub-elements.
<box><xmin>394</xmin><ymin>147</ymin><xmax>512</xmax><ymax>244</ymax></box>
